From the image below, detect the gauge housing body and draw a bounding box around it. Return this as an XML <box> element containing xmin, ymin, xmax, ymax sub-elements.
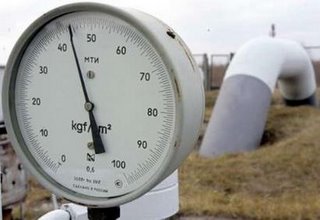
<box><xmin>3</xmin><ymin>3</ymin><xmax>204</xmax><ymax>207</ymax></box>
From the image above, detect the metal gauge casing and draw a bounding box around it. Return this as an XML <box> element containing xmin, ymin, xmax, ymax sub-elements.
<box><xmin>3</xmin><ymin>3</ymin><xmax>204</xmax><ymax>207</ymax></box>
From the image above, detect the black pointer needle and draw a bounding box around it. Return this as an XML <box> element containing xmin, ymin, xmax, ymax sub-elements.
<box><xmin>68</xmin><ymin>25</ymin><xmax>106</xmax><ymax>154</ymax></box>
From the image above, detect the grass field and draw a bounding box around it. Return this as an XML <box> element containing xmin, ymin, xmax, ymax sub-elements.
<box><xmin>178</xmin><ymin>91</ymin><xmax>320</xmax><ymax>219</ymax></box>
<box><xmin>12</xmin><ymin>90</ymin><xmax>320</xmax><ymax>219</ymax></box>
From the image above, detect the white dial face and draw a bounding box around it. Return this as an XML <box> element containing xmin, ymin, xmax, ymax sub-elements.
<box><xmin>14</xmin><ymin>11</ymin><xmax>176</xmax><ymax>199</ymax></box>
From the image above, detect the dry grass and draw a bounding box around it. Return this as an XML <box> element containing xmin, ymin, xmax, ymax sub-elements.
<box><xmin>12</xmin><ymin>179</ymin><xmax>53</xmax><ymax>219</ymax></box>
<box><xmin>204</xmin><ymin>90</ymin><xmax>219</xmax><ymax>123</ymax></box>
<box><xmin>260</xmin><ymin>106</ymin><xmax>318</xmax><ymax>146</ymax></box>
<box><xmin>179</xmin><ymin>91</ymin><xmax>320</xmax><ymax>219</ymax></box>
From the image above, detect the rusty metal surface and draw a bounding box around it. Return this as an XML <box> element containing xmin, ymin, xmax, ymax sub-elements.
<box><xmin>0</xmin><ymin>134</ymin><xmax>28</xmax><ymax>208</ymax></box>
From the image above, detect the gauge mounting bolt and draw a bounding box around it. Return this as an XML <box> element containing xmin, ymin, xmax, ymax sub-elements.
<box><xmin>84</xmin><ymin>102</ymin><xmax>94</xmax><ymax>111</ymax></box>
<box><xmin>87</xmin><ymin>70</ymin><xmax>95</xmax><ymax>79</ymax></box>
<box><xmin>87</xmin><ymin>142</ymin><xmax>94</xmax><ymax>150</ymax></box>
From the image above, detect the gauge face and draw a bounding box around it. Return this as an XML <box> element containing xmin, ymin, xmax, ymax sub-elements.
<box><xmin>12</xmin><ymin>10</ymin><xmax>177</xmax><ymax>201</ymax></box>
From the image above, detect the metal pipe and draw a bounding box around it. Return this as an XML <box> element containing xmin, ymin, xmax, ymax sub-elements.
<box><xmin>51</xmin><ymin>194</ymin><xmax>59</xmax><ymax>210</ymax></box>
<box><xmin>200</xmin><ymin>37</ymin><xmax>317</xmax><ymax>157</ymax></box>
<box><xmin>120</xmin><ymin>171</ymin><xmax>179</xmax><ymax>219</ymax></box>
<box><xmin>0</xmin><ymin>165</ymin><xmax>2</xmax><ymax>220</ymax></box>
<box><xmin>38</xmin><ymin>209</ymin><xmax>70</xmax><ymax>220</ymax></box>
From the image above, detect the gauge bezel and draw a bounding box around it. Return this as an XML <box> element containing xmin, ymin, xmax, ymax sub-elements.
<box><xmin>3</xmin><ymin>3</ymin><xmax>182</xmax><ymax>207</ymax></box>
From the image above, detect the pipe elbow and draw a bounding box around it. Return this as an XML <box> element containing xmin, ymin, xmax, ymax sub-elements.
<box><xmin>200</xmin><ymin>37</ymin><xmax>317</xmax><ymax>157</ymax></box>
<box><xmin>225</xmin><ymin>37</ymin><xmax>316</xmax><ymax>101</ymax></box>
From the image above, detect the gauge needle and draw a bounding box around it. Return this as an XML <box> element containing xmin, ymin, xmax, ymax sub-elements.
<box><xmin>68</xmin><ymin>25</ymin><xmax>106</xmax><ymax>154</ymax></box>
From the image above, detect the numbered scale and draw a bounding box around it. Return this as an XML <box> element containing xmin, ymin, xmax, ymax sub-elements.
<box><xmin>3</xmin><ymin>3</ymin><xmax>204</xmax><ymax>207</ymax></box>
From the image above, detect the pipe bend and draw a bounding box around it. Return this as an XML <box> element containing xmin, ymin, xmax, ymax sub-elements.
<box><xmin>225</xmin><ymin>37</ymin><xmax>316</xmax><ymax>100</ymax></box>
<box><xmin>200</xmin><ymin>37</ymin><xmax>317</xmax><ymax>157</ymax></box>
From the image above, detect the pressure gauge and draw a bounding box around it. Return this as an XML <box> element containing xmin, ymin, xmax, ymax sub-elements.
<box><xmin>3</xmin><ymin>3</ymin><xmax>204</xmax><ymax>207</ymax></box>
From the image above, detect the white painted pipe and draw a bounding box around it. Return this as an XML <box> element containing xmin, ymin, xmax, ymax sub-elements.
<box><xmin>120</xmin><ymin>171</ymin><xmax>178</xmax><ymax>219</ymax></box>
<box><xmin>200</xmin><ymin>37</ymin><xmax>317</xmax><ymax>157</ymax></box>
<box><xmin>225</xmin><ymin>37</ymin><xmax>316</xmax><ymax>103</ymax></box>
<box><xmin>38</xmin><ymin>209</ymin><xmax>70</xmax><ymax>220</ymax></box>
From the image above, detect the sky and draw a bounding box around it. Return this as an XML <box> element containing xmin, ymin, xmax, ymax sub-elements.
<box><xmin>1</xmin><ymin>0</ymin><xmax>320</xmax><ymax>65</ymax></box>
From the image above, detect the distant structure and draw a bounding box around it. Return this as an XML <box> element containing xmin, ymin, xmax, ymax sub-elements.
<box><xmin>210</xmin><ymin>54</ymin><xmax>232</xmax><ymax>89</ymax></box>
<box><xmin>193</xmin><ymin>53</ymin><xmax>210</xmax><ymax>90</ymax></box>
<box><xmin>269</xmin><ymin>24</ymin><xmax>276</xmax><ymax>38</ymax></box>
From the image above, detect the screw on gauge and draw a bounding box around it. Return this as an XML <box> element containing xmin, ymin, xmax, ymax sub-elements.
<box><xmin>87</xmin><ymin>70</ymin><xmax>95</xmax><ymax>79</ymax></box>
<box><xmin>87</xmin><ymin>142</ymin><xmax>94</xmax><ymax>150</ymax></box>
<box><xmin>84</xmin><ymin>102</ymin><xmax>94</xmax><ymax>111</ymax></box>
